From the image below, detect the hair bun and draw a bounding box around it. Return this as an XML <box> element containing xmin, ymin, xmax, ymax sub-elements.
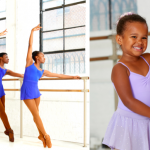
<box><xmin>117</xmin><ymin>12</ymin><xmax>133</xmax><ymax>24</ymax></box>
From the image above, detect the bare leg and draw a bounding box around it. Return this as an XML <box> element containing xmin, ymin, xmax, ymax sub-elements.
<box><xmin>24</xmin><ymin>98</ymin><xmax>52</xmax><ymax>148</ymax></box>
<box><xmin>0</xmin><ymin>96</ymin><xmax>7</xmax><ymax>130</ymax></box>
<box><xmin>0</xmin><ymin>97</ymin><xmax>11</xmax><ymax>129</ymax></box>
<box><xmin>0</xmin><ymin>96</ymin><xmax>14</xmax><ymax>142</ymax></box>
<box><xmin>34</xmin><ymin>97</ymin><xmax>46</xmax><ymax>147</ymax></box>
<box><xmin>34</xmin><ymin>97</ymin><xmax>43</xmax><ymax>136</ymax></box>
<box><xmin>23</xmin><ymin>99</ymin><xmax>47</xmax><ymax>135</ymax></box>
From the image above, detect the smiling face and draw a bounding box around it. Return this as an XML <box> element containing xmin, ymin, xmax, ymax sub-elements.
<box><xmin>36</xmin><ymin>52</ymin><xmax>45</xmax><ymax>63</ymax></box>
<box><xmin>0</xmin><ymin>54</ymin><xmax>9</xmax><ymax>64</ymax></box>
<box><xmin>116</xmin><ymin>21</ymin><xmax>148</xmax><ymax>57</ymax></box>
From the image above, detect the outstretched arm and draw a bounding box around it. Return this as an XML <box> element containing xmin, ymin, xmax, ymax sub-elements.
<box><xmin>0</xmin><ymin>29</ymin><xmax>7</xmax><ymax>36</ymax></box>
<box><xmin>26</xmin><ymin>24</ymin><xmax>42</xmax><ymax>67</ymax></box>
<box><xmin>5</xmin><ymin>69</ymin><xmax>24</xmax><ymax>78</ymax></box>
<box><xmin>42</xmin><ymin>70</ymin><xmax>80</xmax><ymax>79</ymax></box>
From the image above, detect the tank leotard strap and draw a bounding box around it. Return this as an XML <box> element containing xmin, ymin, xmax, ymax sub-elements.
<box><xmin>117</xmin><ymin>56</ymin><xmax>150</xmax><ymax>72</ymax></box>
<box><xmin>117</xmin><ymin>62</ymin><xmax>130</xmax><ymax>72</ymax></box>
<box><xmin>140</xmin><ymin>55</ymin><xmax>150</xmax><ymax>66</ymax></box>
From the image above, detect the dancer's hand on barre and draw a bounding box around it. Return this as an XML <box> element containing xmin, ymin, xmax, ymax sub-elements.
<box><xmin>73</xmin><ymin>76</ymin><xmax>81</xmax><ymax>79</ymax></box>
<box><xmin>42</xmin><ymin>70</ymin><xmax>81</xmax><ymax>79</ymax></box>
<box><xmin>0</xmin><ymin>29</ymin><xmax>8</xmax><ymax>36</ymax></box>
<box><xmin>31</xmin><ymin>24</ymin><xmax>42</xmax><ymax>32</ymax></box>
<box><xmin>5</xmin><ymin>69</ymin><xmax>24</xmax><ymax>78</ymax></box>
<box><xmin>20</xmin><ymin>74</ymin><xmax>24</xmax><ymax>78</ymax></box>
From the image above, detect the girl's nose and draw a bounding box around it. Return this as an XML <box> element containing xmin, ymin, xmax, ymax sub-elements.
<box><xmin>137</xmin><ymin>38</ymin><xmax>143</xmax><ymax>44</ymax></box>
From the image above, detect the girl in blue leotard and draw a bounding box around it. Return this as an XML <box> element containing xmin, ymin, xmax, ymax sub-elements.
<box><xmin>21</xmin><ymin>24</ymin><xmax>80</xmax><ymax>148</ymax></box>
<box><xmin>0</xmin><ymin>30</ymin><xmax>23</xmax><ymax>142</ymax></box>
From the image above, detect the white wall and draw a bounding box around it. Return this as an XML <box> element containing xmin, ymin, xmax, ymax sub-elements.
<box><xmin>0</xmin><ymin>0</ymin><xmax>89</xmax><ymax>144</ymax></box>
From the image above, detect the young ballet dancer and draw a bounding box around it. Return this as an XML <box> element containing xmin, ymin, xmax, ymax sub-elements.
<box><xmin>21</xmin><ymin>24</ymin><xmax>80</xmax><ymax>148</ymax></box>
<box><xmin>103</xmin><ymin>12</ymin><xmax>150</xmax><ymax>150</ymax></box>
<box><xmin>0</xmin><ymin>29</ymin><xmax>23</xmax><ymax>142</ymax></box>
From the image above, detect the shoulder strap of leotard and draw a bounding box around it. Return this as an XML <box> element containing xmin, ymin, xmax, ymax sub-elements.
<box><xmin>140</xmin><ymin>56</ymin><xmax>150</xmax><ymax>66</ymax></box>
<box><xmin>117</xmin><ymin>62</ymin><xmax>130</xmax><ymax>72</ymax></box>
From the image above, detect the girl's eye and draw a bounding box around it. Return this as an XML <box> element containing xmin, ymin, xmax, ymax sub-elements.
<box><xmin>132</xmin><ymin>36</ymin><xmax>136</xmax><ymax>38</ymax></box>
<box><xmin>142</xmin><ymin>37</ymin><xmax>147</xmax><ymax>39</ymax></box>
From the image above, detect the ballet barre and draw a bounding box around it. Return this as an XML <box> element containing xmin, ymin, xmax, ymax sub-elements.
<box><xmin>90</xmin><ymin>31</ymin><xmax>150</xmax><ymax>41</ymax></box>
<box><xmin>2</xmin><ymin>76</ymin><xmax>89</xmax><ymax>147</ymax></box>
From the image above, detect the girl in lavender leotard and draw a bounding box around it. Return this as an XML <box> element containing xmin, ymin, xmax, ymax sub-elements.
<box><xmin>103</xmin><ymin>12</ymin><xmax>150</xmax><ymax>150</ymax></box>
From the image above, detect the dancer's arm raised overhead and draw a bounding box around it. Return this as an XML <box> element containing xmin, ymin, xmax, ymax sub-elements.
<box><xmin>5</xmin><ymin>70</ymin><xmax>23</xmax><ymax>78</ymax></box>
<box><xmin>42</xmin><ymin>70</ymin><xmax>80</xmax><ymax>79</ymax></box>
<box><xmin>26</xmin><ymin>24</ymin><xmax>42</xmax><ymax>68</ymax></box>
<box><xmin>0</xmin><ymin>29</ymin><xmax>7</xmax><ymax>36</ymax></box>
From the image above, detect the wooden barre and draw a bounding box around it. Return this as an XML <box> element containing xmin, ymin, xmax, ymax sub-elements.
<box><xmin>2</xmin><ymin>79</ymin><xmax>19</xmax><ymax>81</ymax></box>
<box><xmin>40</xmin><ymin>77</ymin><xmax>89</xmax><ymax>80</ymax></box>
<box><xmin>90</xmin><ymin>32</ymin><xmax>150</xmax><ymax>41</ymax></box>
<box><xmin>4</xmin><ymin>89</ymin><xmax>89</xmax><ymax>92</ymax></box>
<box><xmin>90</xmin><ymin>36</ymin><xmax>109</xmax><ymax>41</ymax></box>
<box><xmin>2</xmin><ymin>77</ymin><xmax>89</xmax><ymax>81</ymax></box>
<box><xmin>90</xmin><ymin>55</ymin><xmax>122</xmax><ymax>61</ymax></box>
<box><xmin>90</xmin><ymin>56</ymin><xmax>109</xmax><ymax>61</ymax></box>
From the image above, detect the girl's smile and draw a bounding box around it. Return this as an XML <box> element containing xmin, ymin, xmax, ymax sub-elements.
<box><xmin>133</xmin><ymin>46</ymin><xmax>143</xmax><ymax>52</ymax></box>
<box><xmin>117</xmin><ymin>21</ymin><xmax>148</xmax><ymax>57</ymax></box>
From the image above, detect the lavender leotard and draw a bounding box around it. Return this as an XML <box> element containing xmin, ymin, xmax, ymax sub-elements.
<box><xmin>117</xmin><ymin>56</ymin><xmax>150</xmax><ymax>112</ymax></box>
<box><xmin>0</xmin><ymin>67</ymin><xmax>7</xmax><ymax>98</ymax></box>
<box><xmin>103</xmin><ymin>56</ymin><xmax>150</xmax><ymax>150</ymax></box>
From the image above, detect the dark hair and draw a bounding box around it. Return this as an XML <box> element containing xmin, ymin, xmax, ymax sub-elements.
<box><xmin>117</xmin><ymin>13</ymin><xmax>148</xmax><ymax>35</ymax></box>
<box><xmin>0</xmin><ymin>52</ymin><xmax>7</xmax><ymax>57</ymax></box>
<box><xmin>32</xmin><ymin>51</ymin><xmax>40</xmax><ymax>61</ymax></box>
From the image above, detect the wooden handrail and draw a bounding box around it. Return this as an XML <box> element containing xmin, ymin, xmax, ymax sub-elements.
<box><xmin>90</xmin><ymin>56</ymin><xmax>109</xmax><ymax>61</ymax></box>
<box><xmin>90</xmin><ymin>55</ymin><xmax>122</xmax><ymax>61</ymax></box>
<box><xmin>2</xmin><ymin>79</ymin><xmax>19</xmax><ymax>81</ymax></box>
<box><xmin>4</xmin><ymin>89</ymin><xmax>89</xmax><ymax>92</ymax></box>
<box><xmin>90</xmin><ymin>32</ymin><xmax>150</xmax><ymax>41</ymax></box>
<box><xmin>90</xmin><ymin>36</ymin><xmax>109</xmax><ymax>41</ymax></box>
<box><xmin>2</xmin><ymin>77</ymin><xmax>89</xmax><ymax>81</ymax></box>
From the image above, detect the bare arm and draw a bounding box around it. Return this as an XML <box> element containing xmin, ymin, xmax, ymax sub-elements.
<box><xmin>0</xmin><ymin>29</ymin><xmax>7</xmax><ymax>36</ymax></box>
<box><xmin>26</xmin><ymin>24</ymin><xmax>42</xmax><ymax>67</ymax></box>
<box><xmin>5</xmin><ymin>69</ymin><xmax>23</xmax><ymax>78</ymax></box>
<box><xmin>42</xmin><ymin>70</ymin><xmax>80</xmax><ymax>79</ymax></box>
<box><xmin>112</xmin><ymin>63</ymin><xmax>150</xmax><ymax>118</ymax></box>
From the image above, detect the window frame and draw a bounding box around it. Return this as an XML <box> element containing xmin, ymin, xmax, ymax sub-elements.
<box><xmin>40</xmin><ymin>0</ymin><xmax>86</xmax><ymax>74</ymax></box>
<box><xmin>0</xmin><ymin>16</ymin><xmax>6</xmax><ymax>51</ymax></box>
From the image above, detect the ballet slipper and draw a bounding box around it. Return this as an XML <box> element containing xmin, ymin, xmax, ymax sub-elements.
<box><xmin>38</xmin><ymin>134</ymin><xmax>46</xmax><ymax>148</ymax></box>
<box><xmin>4</xmin><ymin>129</ymin><xmax>9</xmax><ymax>136</ymax></box>
<box><xmin>44</xmin><ymin>134</ymin><xmax>52</xmax><ymax>148</ymax></box>
<box><xmin>7</xmin><ymin>128</ymin><xmax>14</xmax><ymax>142</ymax></box>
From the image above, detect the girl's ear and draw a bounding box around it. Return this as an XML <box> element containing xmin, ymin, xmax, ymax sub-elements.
<box><xmin>116</xmin><ymin>34</ymin><xmax>122</xmax><ymax>46</ymax></box>
<box><xmin>35</xmin><ymin>55</ymin><xmax>38</xmax><ymax>61</ymax></box>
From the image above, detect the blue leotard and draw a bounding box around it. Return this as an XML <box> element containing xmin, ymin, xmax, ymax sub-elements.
<box><xmin>0</xmin><ymin>67</ymin><xmax>7</xmax><ymax>98</ymax></box>
<box><xmin>21</xmin><ymin>63</ymin><xmax>44</xmax><ymax>100</ymax></box>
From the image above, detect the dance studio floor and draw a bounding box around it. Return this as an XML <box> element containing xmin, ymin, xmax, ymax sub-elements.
<box><xmin>0</xmin><ymin>133</ymin><xmax>89</xmax><ymax>150</ymax></box>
